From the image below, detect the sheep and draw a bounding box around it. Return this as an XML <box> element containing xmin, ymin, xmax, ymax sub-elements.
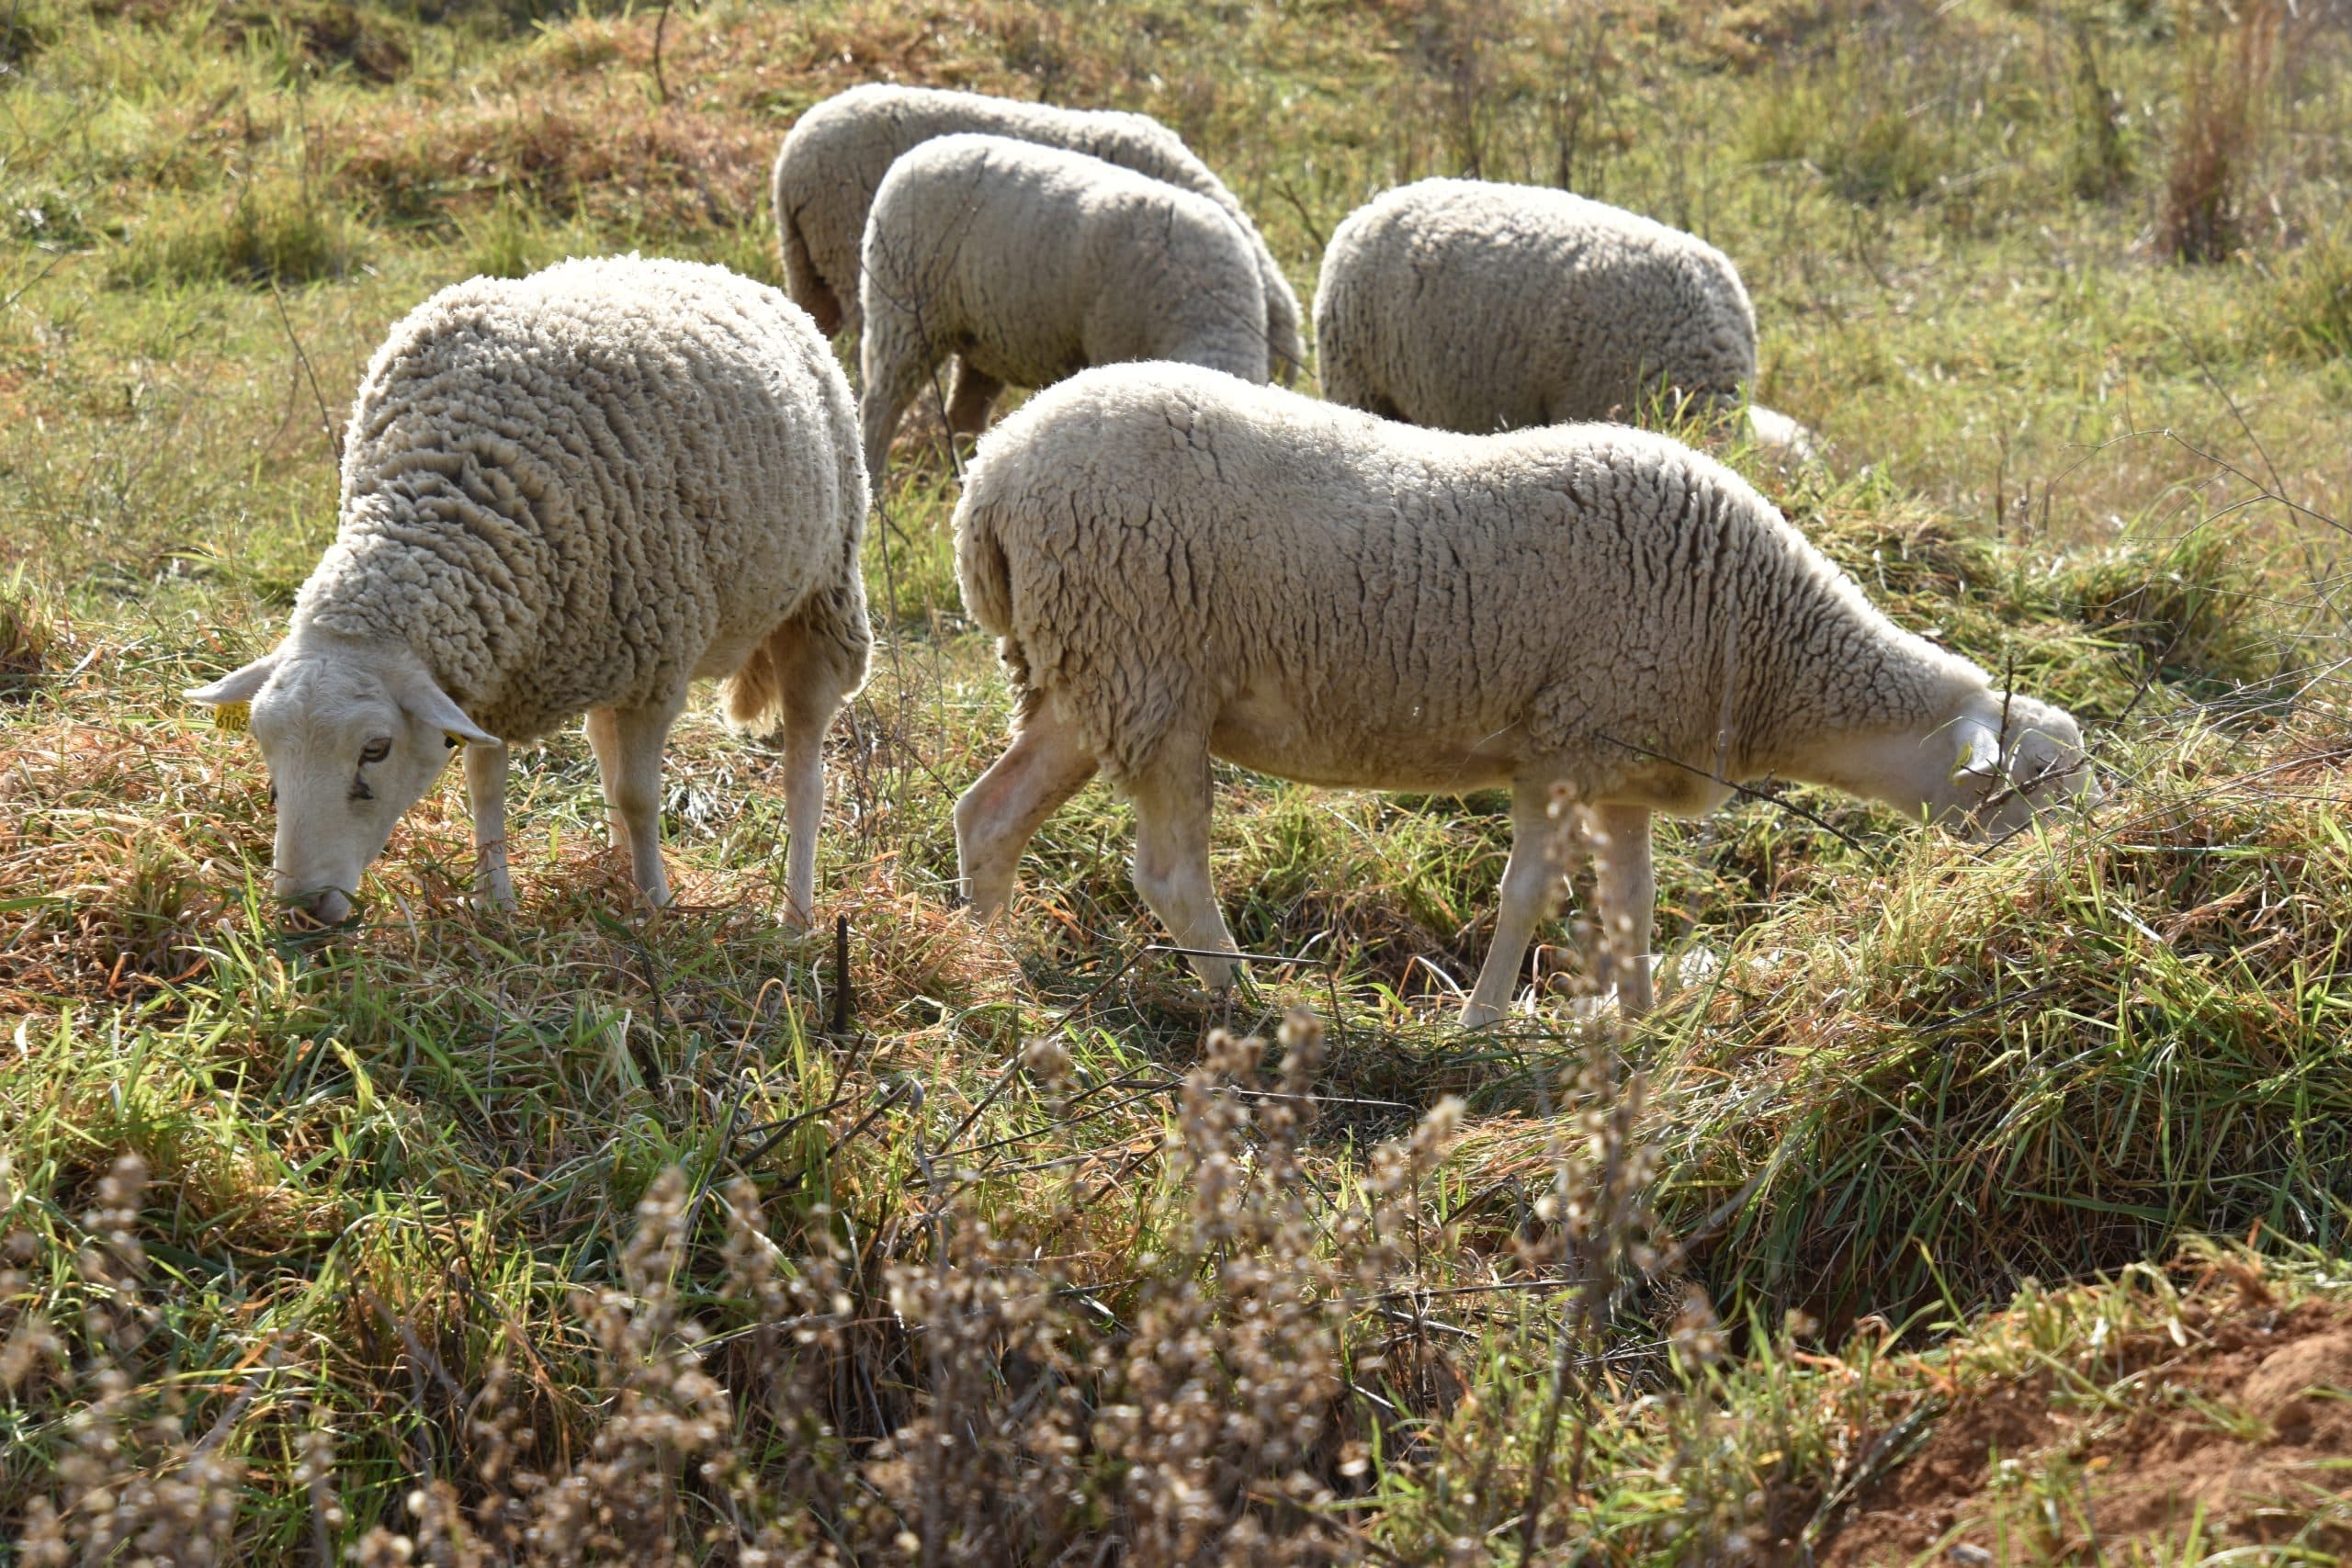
<box><xmin>951</xmin><ymin>363</ymin><xmax>2092</xmax><ymax>1025</ymax></box>
<box><xmin>1314</xmin><ymin>178</ymin><xmax>1814</xmax><ymax>458</ymax></box>
<box><xmin>857</xmin><ymin>134</ymin><xmax>1271</xmax><ymax>486</ymax></box>
<box><xmin>185</xmin><ymin>254</ymin><xmax>871</xmax><ymax>928</ymax></box>
<box><xmin>772</xmin><ymin>83</ymin><xmax>1306</xmax><ymax>385</ymax></box>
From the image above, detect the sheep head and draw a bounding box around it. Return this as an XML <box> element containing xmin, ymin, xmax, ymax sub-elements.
<box><xmin>187</xmin><ymin>637</ymin><xmax>497</xmax><ymax>922</ymax></box>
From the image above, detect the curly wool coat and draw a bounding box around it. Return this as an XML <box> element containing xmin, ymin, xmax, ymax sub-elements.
<box><xmin>1314</xmin><ymin>178</ymin><xmax>1761</xmax><ymax>433</ymax></box>
<box><xmin>299</xmin><ymin>254</ymin><xmax>870</xmax><ymax>742</ymax></box>
<box><xmin>774</xmin><ymin>83</ymin><xmax>1305</xmax><ymax>380</ymax></box>
<box><xmin>858</xmin><ymin>135</ymin><xmax>1270</xmax><ymax>482</ymax></box>
<box><xmin>951</xmin><ymin>363</ymin><xmax>2087</xmax><ymax>1022</ymax></box>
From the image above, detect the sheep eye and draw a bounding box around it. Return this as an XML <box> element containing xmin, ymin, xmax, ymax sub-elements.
<box><xmin>359</xmin><ymin>738</ymin><xmax>392</xmax><ymax>765</ymax></box>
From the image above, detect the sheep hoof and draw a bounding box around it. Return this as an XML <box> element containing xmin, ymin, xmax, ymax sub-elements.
<box><xmin>1456</xmin><ymin>999</ymin><xmax>1504</xmax><ymax>1029</ymax></box>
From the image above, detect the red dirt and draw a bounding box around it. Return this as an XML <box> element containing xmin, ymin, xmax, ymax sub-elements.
<box><xmin>1825</xmin><ymin>1299</ymin><xmax>2352</xmax><ymax>1564</ymax></box>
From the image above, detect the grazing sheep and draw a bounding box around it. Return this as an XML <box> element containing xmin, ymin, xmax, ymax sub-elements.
<box><xmin>186</xmin><ymin>255</ymin><xmax>870</xmax><ymax>927</ymax></box>
<box><xmin>1315</xmin><ymin>178</ymin><xmax>1813</xmax><ymax>457</ymax></box>
<box><xmin>858</xmin><ymin>134</ymin><xmax>1271</xmax><ymax>484</ymax></box>
<box><xmin>773</xmin><ymin>83</ymin><xmax>1306</xmax><ymax>382</ymax></box>
<box><xmin>952</xmin><ymin>364</ymin><xmax>2091</xmax><ymax>1024</ymax></box>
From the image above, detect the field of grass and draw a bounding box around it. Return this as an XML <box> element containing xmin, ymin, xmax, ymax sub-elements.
<box><xmin>4</xmin><ymin>0</ymin><xmax>2351</xmax><ymax>1561</ymax></box>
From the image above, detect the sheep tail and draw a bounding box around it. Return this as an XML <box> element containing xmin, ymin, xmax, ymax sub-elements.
<box><xmin>778</xmin><ymin>200</ymin><xmax>844</xmax><ymax>340</ymax></box>
<box><xmin>953</xmin><ymin>492</ymin><xmax>1041</xmax><ymax>724</ymax></box>
<box><xmin>720</xmin><ymin>571</ymin><xmax>872</xmax><ymax>739</ymax></box>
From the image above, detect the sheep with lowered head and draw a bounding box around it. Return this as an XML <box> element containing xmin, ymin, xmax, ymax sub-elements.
<box><xmin>952</xmin><ymin>363</ymin><xmax>2092</xmax><ymax>1024</ymax></box>
<box><xmin>858</xmin><ymin>134</ymin><xmax>1270</xmax><ymax>484</ymax></box>
<box><xmin>1315</xmin><ymin>178</ymin><xmax>1814</xmax><ymax>457</ymax></box>
<box><xmin>187</xmin><ymin>255</ymin><xmax>870</xmax><ymax>927</ymax></box>
<box><xmin>773</xmin><ymin>83</ymin><xmax>1305</xmax><ymax>383</ymax></box>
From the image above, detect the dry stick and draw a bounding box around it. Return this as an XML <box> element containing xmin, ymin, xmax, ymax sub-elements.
<box><xmin>650</xmin><ymin>0</ymin><xmax>674</xmax><ymax>105</ymax></box>
<box><xmin>267</xmin><ymin>277</ymin><xmax>338</xmax><ymax>466</ymax></box>
<box><xmin>831</xmin><ymin>912</ymin><xmax>853</xmax><ymax>1036</ymax></box>
<box><xmin>0</xmin><ymin>248</ymin><xmax>65</xmax><ymax>314</ymax></box>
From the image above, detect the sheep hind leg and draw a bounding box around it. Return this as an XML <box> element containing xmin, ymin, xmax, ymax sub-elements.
<box><xmin>1589</xmin><ymin>801</ymin><xmax>1656</xmax><ymax>1018</ymax></box>
<box><xmin>943</xmin><ymin>359</ymin><xmax>1002</xmax><ymax>437</ymax></box>
<box><xmin>1126</xmin><ymin>752</ymin><xmax>1239</xmax><ymax>993</ymax></box>
<box><xmin>955</xmin><ymin>705</ymin><xmax>1098</xmax><ymax>917</ymax></box>
<box><xmin>585</xmin><ymin>700</ymin><xmax>683</xmax><ymax>909</ymax></box>
<box><xmin>1461</xmin><ymin>778</ymin><xmax>1568</xmax><ymax>1028</ymax></box>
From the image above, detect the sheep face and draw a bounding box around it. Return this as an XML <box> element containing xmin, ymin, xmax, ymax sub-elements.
<box><xmin>187</xmin><ymin>640</ymin><xmax>496</xmax><ymax>921</ymax></box>
<box><xmin>1950</xmin><ymin>692</ymin><xmax>2099</xmax><ymax>839</ymax></box>
<box><xmin>1921</xmin><ymin>690</ymin><xmax>2098</xmax><ymax>840</ymax></box>
<box><xmin>1815</xmin><ymin>688</ymin><xmax>2095</xmax><ymax>841</ymax></box>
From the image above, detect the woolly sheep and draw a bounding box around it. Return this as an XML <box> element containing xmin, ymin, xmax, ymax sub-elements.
<box><xmin>951</xmin><ymin>364</ymin><xmax>2092</xmax><ymax>1024</ymax></box>
<box><xmin>858</xmin><ymin>134</ymin><xmax>1271</xmax><ymax>485</ymax></box>
<box><xmin>772</xmin><ymin>83</ymin><xmax>1306</xmax><ymax>383</ymax></box>
<box><xmin>1315</xmin><ymin>178</ymin><xmax>1814</xmax><ymax>457</ymax></box>
<box><xmin>187</xmin><ymin>255</ymin><xmax>871</xmax><ymax>928</ymax></box>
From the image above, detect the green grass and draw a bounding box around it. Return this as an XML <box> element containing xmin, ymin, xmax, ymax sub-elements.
<box><xmin>5</xmin><ymin>0</ymin><xmax>2352</xmax><ymax>1560</ymax></box>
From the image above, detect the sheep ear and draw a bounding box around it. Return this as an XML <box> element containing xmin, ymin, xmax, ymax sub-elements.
<box><xmin>1950</xmin><ymin>716</ymin><xmax>2001</xmax><ymax>780</ymax></box>
<box><xmin>186</xmin><ymin>653</ymin><xmax>280</xmax><ymax>712</ymax></box>
<box><xmin>394</xmin><ymin>669</ymin><xmax>500</xmax><ymax>749</ymax></box>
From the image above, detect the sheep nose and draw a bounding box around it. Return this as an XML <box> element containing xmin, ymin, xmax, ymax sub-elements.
<box><xmin>276</xmin><ymin>874</ymin><xmax>353</xmax><ymax>924</ymax></box>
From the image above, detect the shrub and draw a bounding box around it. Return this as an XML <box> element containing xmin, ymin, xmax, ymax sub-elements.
<box><xmin>2161</xmin><ymin>0</ymin><xmax>2286</xmax><ymax>264</ymax></box>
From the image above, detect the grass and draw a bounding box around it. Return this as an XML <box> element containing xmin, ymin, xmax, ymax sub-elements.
<box><xmin>5</xmin><ymin>0</ymin><xmax>2352</xmax><ymax>1561</ymax></box>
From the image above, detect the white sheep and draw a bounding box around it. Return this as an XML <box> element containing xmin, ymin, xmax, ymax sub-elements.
<box><xmin>858</xmin><ymin>134</ymin><xmax>1271</xmax><ymax>485</ymax></box>
<box><xmin>773</xmin><ymin>83</ymin><xmax>1305</xmax><ymax>385</ymax></box>
<box><xmin>951</xmin><ymin>364</ymin><xmax>2091</xmax><ymax>1024</ymax></box>
<box><xmin>186</xmin><ymin>255</ymin><xmax>871</xmax><ymax>927</ymax></box>
<box><xmin>1315</xmin><ymin>178</ymin><xmax>1814</xmax><ymax>458</ymax></box>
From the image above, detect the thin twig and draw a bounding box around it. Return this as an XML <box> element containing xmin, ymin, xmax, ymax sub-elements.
<box><xmin>267</xmin><ymin>276</ymin><xmax>338</xmax><ymax>467</ymax></box>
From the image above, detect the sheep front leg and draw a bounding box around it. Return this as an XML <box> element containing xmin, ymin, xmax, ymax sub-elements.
<box><xmin>1589</xmin><ymin>802</ymin><xmax>1656</xmax><ymax>1017</ymax></box>
<box><xmin>1463</xmin><ymin>778</ymin><xmax>1567</xmax><ymax>1028</ymax></box>
<box><xmin>1127</xmin><ymin>754</ymin><xmax>1239</xmax><ymax>992</ymax></box>
<box><xmin>955</xmin><ymin>706</ymin><xmax>1099</xmax><ymax>916</ymax></box>
<box><xmin>585</xmin><ymin>702</ymin><xmax>681</xmax><ymax>909</ymax></box>
<box><xmin>463</xmin><ymin>741</ymin><xmax>514</xmax><ymax>910</ymax></box>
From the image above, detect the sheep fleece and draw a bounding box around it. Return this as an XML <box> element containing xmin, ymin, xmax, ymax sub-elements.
<box><xmin>294</xmin><ymin>254</ymin><xmax>870</xmax><ymax>741</ymax></box>
<box><xmin>864</xmin><ymin>136</ymin><xmax>1269</xmax><ymax>400</ymax></box>
<box><xmin>775</xmin><ymin>83</ymin><xmax>1304</xmax><ymax>376</ymax></box>
<box><xmin>1315</xmin><ymin>178</ymin><xmax>1758</xmax><ymax>430</ymax></box>
<box><xmin>956</xmin><ymin>363</ymin><xmax>1967</xmax><ymax>806</ymax></box>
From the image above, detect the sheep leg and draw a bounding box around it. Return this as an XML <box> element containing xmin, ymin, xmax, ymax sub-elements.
<box><xmin>858</xmin><ymin>308</ymin><xmax>935</xmax><ymax>485</ymax></box>
<box><xmin>775</xmin><ymin>699</ymin><xmax>834</xmax><ymax>934</ymax></box>
<box><xmin>463</xmin><ymin>741</ymin><xmax>515</xmax><ymax>911</ymax></box>
<box><xmin>955</xmin><ymin>706</ymin><xmax>1098</xmax><ymax>916</ymax></box>
<box><xmin>943</xmin><ymin>359</ymin><xmax>1002</xmax><ymax>437</ymax></box>
<box><xmin>1126</xmin><ymin>754</ymin><xmax>1239</xmax><ymax>992</ymax></box>
<box><xmin>1462</xmin><ymin>779</ymin><xmax>1567</xmax><ymax>1028</ymax></box>
<box><xmin>1589</xmin><ymin>801</ymin><xmax>1656</xmax><ymax>1017</ymax></box>
<box><xmin>584</xmin><ymin>702</ymin><xmax>680</xmax><ymax>908</ymax></box>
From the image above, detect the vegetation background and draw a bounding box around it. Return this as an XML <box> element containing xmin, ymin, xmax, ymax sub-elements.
<box><xmin>3</xmin><ymin>0</ymin><xmax>2351</xmax><ymax>1560</ymax></box>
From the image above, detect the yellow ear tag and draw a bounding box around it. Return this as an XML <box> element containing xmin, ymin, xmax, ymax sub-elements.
<box><xmin>213</xmin><ymin>701</ymin><xmax>251</xmax><ymax>734</ymax></box>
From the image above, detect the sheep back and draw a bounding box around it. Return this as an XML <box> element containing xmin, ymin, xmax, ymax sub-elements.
<box><xmin>865</xmin><ymin>135</ymin><xmax>1270</xmax><ymax>391</ymax></box>
<box><xmin>956</xmin><ymin>363</ymin><xmax>1966</xmax><ymax>807</ymax></box>
<box><xmin>773</xmin><ymin>84</ymin><xmax>1304</xmax><ymax>378</ymax></box>
<box><xmin>1315</xmin><ymin>178</ymin><xmax>1758</xmax><ymax>432</ymax></box>
<box><xmin>294</xmin><ymin>254</ymin><xmax>868</xmax><ymax>743</ymax></box>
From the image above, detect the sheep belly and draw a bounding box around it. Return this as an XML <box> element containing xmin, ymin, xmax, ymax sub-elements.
<box><xmin>1206</xmin><ymin>681</ymin><xmax>1523</xmax><ymax>795</ymax></box>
